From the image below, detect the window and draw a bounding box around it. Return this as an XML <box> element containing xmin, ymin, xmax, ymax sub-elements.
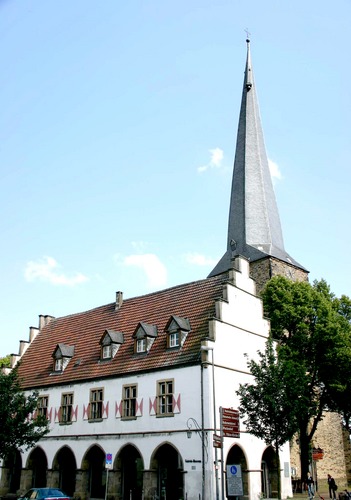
<box><xmin>102</xmin><ymin>344</ymin><xmax>112</xmax><ymax>359</ymax></box>
<box><xmin>169</xmin><ymin>332</ymin><xmax>180</xmax><ymax>348</ymax></box>
<box><xmin>52</xmin><ymin>343</ymin><xmax>74</xmax><ymax>373</ymax></box>
<box><xmin>55</xmin><ymin>358</ymin><xmax>63</xmax><ymax>371</ymax></box>
<box><xmin>90</xmin><ymin>389</ymin><xmax>103</xmax><ymax>420</ymax></box>
<box><xmin>165</xmin><ymin>316</ymin><xmax>191</xmax><ymax>349</ymax></box>
<box><xmin>123</xmin><ymin>384</ymin><xmax>137</xmax><ymax>418</ymax></box>
<box><xmin>37</xmin><ymin>396</ymin><xmax>49</xmax><ymax>418</ymax></box>
<box><xmin>157</xmin><ymin>380</ymin><xmax>174</xmax><ymax>416</ymax></box>
<box><xmin>60</xmin><ymin>393</ymin><xmax>73</xmax><ymax>424</ymax></box>
<box><xmin>136</xmin><ymin>338</ymin><xmax>146</xmax><ymax>353</ymax></box>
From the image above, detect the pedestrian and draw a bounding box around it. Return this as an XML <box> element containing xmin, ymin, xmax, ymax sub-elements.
<box><xmin>307</xmin><ymin>472</ymin><xmax>315</xmax><ymax>500</ymax></box>
<box><xmin>328</xmin><ymin>474</ymin><xmax>337</xmax><ymax>499</ymax></box>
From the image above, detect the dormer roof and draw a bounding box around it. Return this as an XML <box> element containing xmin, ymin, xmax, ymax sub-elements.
<box><xmin>165</xmin><ymin>315</ymin><xmax>191</xmax><ymax>333</ymax></box>
<box><xmin>100</xmin><ymin>329</ymin><xmax>124</xmax><ymax>345</ymax></box>
<box><xmin>52</xmin><ymin>343</ymin><xmax>75</xmax><ymax>359</ymax></box>
<box><xmin>133</xmin><ymin>322</ymin><xmax>158</xmax><ymax>339</ymax></box>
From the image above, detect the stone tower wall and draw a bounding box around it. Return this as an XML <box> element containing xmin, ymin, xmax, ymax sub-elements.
<box><xmin>290</xmin><ymin>413</ymin><xmax>349</xmax><ymax>491</ymax></box>
<box><xmin>249</xmin><ymin>257</ymin><xmax>308</xmax><ymax>295</ymax></box>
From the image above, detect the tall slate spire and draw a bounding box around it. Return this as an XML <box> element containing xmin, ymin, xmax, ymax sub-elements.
<box><xmin>209</xmin><ymin>38</ymin><xmax>305</xmax><ymax>278</ymax></box>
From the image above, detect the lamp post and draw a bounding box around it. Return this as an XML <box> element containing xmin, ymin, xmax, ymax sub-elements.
<box><xmin>201</xmin><ymin>345</ymin><xmax>220</xmax><ymax>500</ymax></box>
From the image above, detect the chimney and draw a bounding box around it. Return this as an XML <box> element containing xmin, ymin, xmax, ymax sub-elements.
<box><xmin>115</xmin><ymin>291</ymin><xmax>123</xmax><ymax>311</ymax></box>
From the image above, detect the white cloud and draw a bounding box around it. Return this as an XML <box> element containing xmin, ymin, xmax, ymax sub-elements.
<box><xmin>209</xmin><ymin>147</ymin><xmax>224</xmax><ymax>167</ymax></box>
<box><xmin>268</xmin><ymin>158</ymin><xmax>282</xmax><ymax>181</ymax></box>
<box><xmin>24</xmin><ymin>256</ymin><xmax>89</xmax><ymax>286</ymax></box>
<box><xmin>197</xmin><ymin>147</ymin><xmax>224</xmax><ymax>173</ymax></box>
<box><xmin>123</xmin><ymin>253</ymin><xmax>168</xmax><ymax>288</ymax></box>
<box><xmin>185</xmin><ymin>253</ymin><xmax>217</xmax><ymax>266</ymax></box>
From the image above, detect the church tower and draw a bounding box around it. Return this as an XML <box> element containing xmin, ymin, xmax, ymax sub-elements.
<box><xmin>208</xmin><ymin>38</ymin><xmax>308</xmax><ymax>293</ymax></box>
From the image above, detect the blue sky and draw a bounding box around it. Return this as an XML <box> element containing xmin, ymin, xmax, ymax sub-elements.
<box><xmin>1</xmin><ymin>0</ymin><xmax>350</xmax><ymax>357</ymax></box>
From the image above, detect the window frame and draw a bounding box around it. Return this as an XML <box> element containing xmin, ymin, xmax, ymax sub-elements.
<box><xmin>37</xmin><ymin>395</ymin><xmax>49</xmax><ymax>418</ymax></box>
<box><xmin>122</xmin><ymin>384</ymin><xmax>137</xmax><ymax>419</ymax></box>
<box><xmin>168</xmin><ymin>331</ymin><xmax>180</xmax><ymax>348</ymax></box>
<box><xmin>136</xmin><ymin>338</ymin><xmax>146</xmax><ymax>353</ymax></box>
<box><xmin>54</xmin><ymin>358</ymin><xmax>63</xmax><ymax>372</ymax></box>
<box><xmin>89</xmin><ymin>388</ymin><xmax>104</xmax><ymax>421</ymax></box>
<box><xmin>60</xmin><ymin>392</ymin><xmax>74</xmax><ymax>424</ymax></box>
<box><xmin>157</xmin><ymin>379</ymin><xmax>174</xmax><ymax>417</ymax></box>
<box><xmin>101</xmin><ymin>344</ymin><xmax>112</xmax><ymax>360</ymax></box>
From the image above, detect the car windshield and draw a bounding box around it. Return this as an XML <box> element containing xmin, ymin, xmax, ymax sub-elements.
<box><xmin>22</xmin><ymin>490</ymin><xmax>67</xmax><ymax>499</ymax></box>
<box><xmin>38</xmin><ymin>490</ymin><xmax>67</xmax><ymax>498</ymax></box>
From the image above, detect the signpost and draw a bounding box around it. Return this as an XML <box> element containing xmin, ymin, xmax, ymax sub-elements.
<box><xmin>105</xmin><ymin>453</ymin><xmax>112</xmax><ymax>500</ymax></box>
<box><xmin>213</xmin><ymin>434</ymin><xmax>222</xmax><ymax>449</ymax></box>
<box><xmin>219</xmin><ymin>408</ymin><xmax>240</xmax><ymax>500</ymax></box>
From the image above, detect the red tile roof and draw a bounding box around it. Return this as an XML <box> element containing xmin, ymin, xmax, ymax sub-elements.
<box><xmin>17</xmin><ymin>274</ymin><xmax>227</xmax><ymax>389</ymax></box>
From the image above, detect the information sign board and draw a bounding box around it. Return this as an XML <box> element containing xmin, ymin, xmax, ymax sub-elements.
<box><xmin>227</xmin><ymin>464</ymin><xmax>243</xmax><ymax>496</ymax></box>
<box><xmin>105</xmin><ymin>453</ymin><xmax>113</xmax><ymax>469</ymax></box>
<box><xmin>221</xmin><ymin>407</ymin><xmax>240</xmax><ymax>438</ymax></box>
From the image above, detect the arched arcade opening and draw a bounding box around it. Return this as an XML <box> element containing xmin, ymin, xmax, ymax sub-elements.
<box><xmin>261</xmin><ymin>446</ymin><xmax>280</xmax><ymax>498</ymax></box>
<box><xmin>151</xmin><ymin>443</ymin><xmax>184</xmax><ymax>500</ymax></box>
<box><xmin>226</xmin><ymin>444</ymin><xmax>249</xmax><ymax>498</ymax></box>
<box><xmin>115</xmin><ymin>444</ymin><xmax>144</xmax><ymax>500</ymax></box>
<box><xmin>52</xmin><ymin>446</ymin><xmax>77</xmax><ymax>497</ymax></box>
<box><xmin>26</xmin><ymin>447</ymin><xmax>48</xmax><ymax>488</ymax></box>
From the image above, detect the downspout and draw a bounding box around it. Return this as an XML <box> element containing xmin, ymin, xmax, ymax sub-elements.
<box><xmin>201</xmin><ymin>362</ymin><xmax>206</xmax><ymax>500</ymax></box>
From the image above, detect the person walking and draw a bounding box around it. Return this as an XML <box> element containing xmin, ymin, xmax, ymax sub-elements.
<box><xmin>328</xmin><ymin>474</ymin><xmax>337</xmax><ymax>499</ymax></box>
<box><xmin>307</xmin><ymin>472</ymin><xmax>315</xmax><ymax>500</ymax></box>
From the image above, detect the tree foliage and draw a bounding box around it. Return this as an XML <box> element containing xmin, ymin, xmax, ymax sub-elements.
<box><xmin>0</xmin><ymin>354</ymin><xmax>11</xmax><ymax>368</ymax></box>
<box><xmin>237</xmin><ymin>338</ymin><xmax>304</xmax><ymax>498</ymax></box>
<box><xmin>238</xmin><ymin>275</ymin><xmax>351</xmax><ymax>486</ymax></box>
<box><xmin>0</xmin><ymin>367</ymin><xmax>50</xmax><ymax>460</ymax></box>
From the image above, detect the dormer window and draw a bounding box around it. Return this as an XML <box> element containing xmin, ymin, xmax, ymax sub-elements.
<box><xmin>165</xmin><ymin>315</ymin><xmax>191</xmax><ymax>349</ymax></box>
<box><xmin>133</xmin><ymin>322</ymin><xmax>158</xmax><ymax>354</ymax></box>
<box><xmin>102</xmin><ymin>345</ymin><xmax>112</xmax><ymax>359</ymax></box>
<box><xmin>99</xmin><ymin>330</ymin><xmax>124</xmax><ymax>361</ymax></box>
<box><xmin>169</xmin><ymin>332</ymin><xmax>180</xmax><ymax>348</ymax></box>
<box><xmin>52</xmin><ymin>343</ymin><xmax>74</xmax><ymax>373</ymax></box>
<box><xmin>55</xmin><ymin>358</ymin><xmax>63</xmax><ymax>372</ymax></box>
<box><xmin>136</xmin><ymin>338</ymin><xmax>147</xmax><ymax>353</ymax></box>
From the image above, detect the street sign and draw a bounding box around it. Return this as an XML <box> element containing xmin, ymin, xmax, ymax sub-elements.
<box><xmin>312</xmin><ymin>447</ymin><xmax>324</xmax><ymax>461</ymax></box>
<box><xmin>221</xmin><ymin>407</ymin><xmax>240</xmax><ymax>438</ymax></box>
<box><xmin>213</xmin><ymin>434</ymin><xmax>222</xmax><ymax>448</ymax></box>
<box><xmin>227</xmin><ymin>464</ymin><xmax>243</xmax><ymax>496</ymax></box>
<box><xmin>105</xmin><ymin>453</ymin><xmax>113</xmax><ymax>469</ymax></box>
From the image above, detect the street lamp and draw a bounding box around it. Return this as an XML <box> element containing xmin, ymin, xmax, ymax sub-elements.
<box><xmin>201</xmin><ymin>345</ymin><xmax>220</xmax><ymax>500</ymax></box>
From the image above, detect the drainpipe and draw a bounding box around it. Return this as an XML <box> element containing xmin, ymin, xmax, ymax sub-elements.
<box><xmin>201</xmin><ymin>363</ymin><xmax>205</xmax><ymax>500</ymax></box>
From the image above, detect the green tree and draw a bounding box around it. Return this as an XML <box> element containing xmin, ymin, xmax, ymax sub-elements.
<box><xmin>0</xmin><ymin>367</ymin><xmax>49</xmax><ymax>460</ymax></box>
<box><xmin>261</xmin><ymin>276</ymin><xmax>351</xmax><ymax>483</ymax></box>
<box><xmin>237</xmin><ymin>338</ymin><xmax>303</xmax><ymax>499</ymax></box>
<box><xmin>0</xmin><ymin>354</ymin><xmax>11</xmax><ymax>368</ymax></box>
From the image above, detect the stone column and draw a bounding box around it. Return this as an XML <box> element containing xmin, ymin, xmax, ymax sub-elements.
<box><xmin>19</xmin><ymin>469</ymin><xmax>32</xmax><ymax>493</ymax></box>
<box><xmin>74</xmin><ymin>469</ymin><xmax>89</xmax><ymax>500</ymax></box>
<box><xmin>47</xmin><ymin>470</ymin><xmax>59</xmax><ymax>488</ymax></box>
<box><xmin>142</xmin><ymin>469</ymin><xmax>158</xmax><ymax>500</ymax></box>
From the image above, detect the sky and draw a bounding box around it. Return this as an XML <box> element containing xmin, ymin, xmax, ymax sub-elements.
<box><xmin>1</xmin><ymin>0</ymin><xmax>350</xmax><ymax>357</ymax></box>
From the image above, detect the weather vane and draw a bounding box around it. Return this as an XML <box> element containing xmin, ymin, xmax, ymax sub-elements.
<box><xmin>244</xmin><ymin>28</ymin><xmax>251</xmax><ymax>41</ymax></box>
